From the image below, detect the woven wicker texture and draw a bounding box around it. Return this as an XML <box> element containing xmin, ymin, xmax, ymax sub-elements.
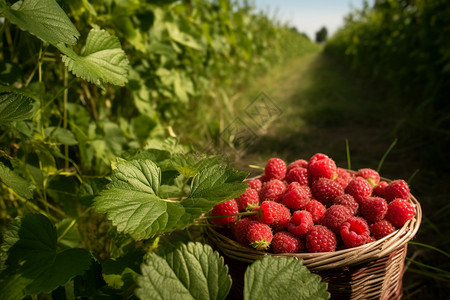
<box><xmin>205</xmin><ymin>192</ymin><xmax>422</xmax><ymax>300</ymax></box>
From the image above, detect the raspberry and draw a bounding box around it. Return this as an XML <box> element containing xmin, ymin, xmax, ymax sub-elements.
<box><xmin>370</xmin><ymin>220</ymin><xmax>396</xmax><ymax>240</ymax></box>
<box><xmin>211</xmin><ymin>199</ymin><xmax>239</xmax><ymax>225</ymax></box>
<box><xmin>340</xmin><ymin>216</ymin><xmax>370</xmax><ymax>248</ymax></box>
<box><xmin>335</xmin><ymin>168</ymin><xmax>353</xmax><ymax>189</ymax></box>
<box><xmin>231</xmin><ymin>218</ymin><xmax>253</xmax><ymax>245</ymax></box>
<box><xmin>285</xmin><ymin>167</ymin><xmax>310</xmax><ymax>186</ymax></box>
<box><xmin>247</xmin><ymin>221</ymin><xmax>273</xmax><ymax>250</ymax></box>
<box><xmin>373</xmin><ymin>181</ymin><xmax>388</xmax><ymax>197</ymax></box>
<box><xmin>235</xmin><ymin>188</ymin><xmax>259</xmax><ymax>211</ymax></box>
<box><xmin>309</xmin><ymin>153</ymin><xmax>329</xmax><ymax>165</ymax></box>
<box><xmin>386</xmin><ymin>198</ymin><xmax>415</xmax><ymax>228</ymax></box>
<box><xmin>308</xmin><ymin>157</ymin><xmax>337</xmax><ymax>179</ymax></box>
<box><xmin>311</xmin><ymin>178</ymin><xmax>344</xmax><ymax>206</ymax></box>
<box><xmin>356</xmin><ymin>168</ymin><xmax>380</xmax><ymax>186</ymax></box>
<box><xmin>304</xmin><ymin>200</ymin><xmax>327</xmax><ymax>223</ymax></box>
<box><xmin>306</xmin><ymin>225</ymin><xmax>337</xmax><ymax>253</ymax></box>
<box><xmin>345</xmin><ymin>177</ymin><xmax>372</xmax><ymax>203</ymax></box>
<box><xmin>333</xmin><ymin>194</ymin><xmax>359</xmax><ymax>216</ymax></box>
<box><xmin>264</xmin><ymin>158</ymin><xmax>287</xmax><ymax>181</ymax></box>
<box><xmin>383</xmin><ymin>180</ymin><xmax>410</xmax><ymax>202</ymax></box>
<box><xmin>360</xmin><ymin>197</ymin><xmax>388</xmax><ymax>223</ymax></box>
<box><xmin>247</xmin><ymin>179</ymin><xmax>262</xmax><ymax>191</ymax></box>
<box><xmin>281</xmin><ymin>182</ymin><xmax>311</xmax><ymax>210</ymax></box>
<box><xmin>272</xmin><ymin>231</ymin><xmax>305</xmax><ymax>254</ymax></box>
<box><xmin>321</xmin><ymin>204</ymin><xmax>352</xmax><ymax>232</ymax></box>
<box><xmin>258</xmin><ymin>201</ymin><xmax>291</xmax><ymax>230</ymax></box>
<box><xmin>259</xmin><ymin>179</ymin><xmax>287</xmax><ymax>202</ymax></box>
<box><xmin>287</xmin><ymin>210</ymin><xmax>314</xmax><ymax>236</ymax></box>
<box><xmin>287</xmin><ymin>159</ymin><xmax>308</xmax><ymax>172</ymax></box>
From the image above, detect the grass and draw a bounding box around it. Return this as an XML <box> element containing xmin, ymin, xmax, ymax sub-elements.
<box><xmin>217</xmin><ymin>49</ymin><xmax>450</xmax><ymax>299</ymax></box>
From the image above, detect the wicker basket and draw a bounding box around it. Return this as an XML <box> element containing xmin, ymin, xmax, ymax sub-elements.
<box><xmin>204</xmin><ymin>182</ymin><xmax>422</xmax><ymax>300</ymax></box>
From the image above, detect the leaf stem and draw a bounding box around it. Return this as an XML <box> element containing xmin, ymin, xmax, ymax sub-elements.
<box><xmin>377</xmin><ymin>138</ymin><xmax>397</xmax><ymax>173</ymax></box>
<box><xmin>345</xmin><ymin>139</ymin><xmax>351</xmax><ymax>170</ymax></box>
<box><xmin>63</xmin><ymin>69</ymin><xmax>69</xmax><ymax>169</ymax></box>
<box><xmin>201</xmin><ymin>210</ymin><xmax>258</xmax><ymax>220</ymax></box>
<box><xmin>57</xmin><ymin>206</ymin><xmax>93</xmax><ymax>243</ymax></box>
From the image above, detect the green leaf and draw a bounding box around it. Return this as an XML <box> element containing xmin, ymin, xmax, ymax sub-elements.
<box><xmin>0</xmin><ymin>0</ymin><xmax>80</xmax><ymax>45</ymax></box>
<box><xmin>135</xmin><ymin>242</ymin><xmax>231</xmax><ymax>300</ymax></box>
<box><xmin>244</xmin><ymin>256</ymin><xmax>329</xmax><ymax>300</ymax></box>
<box><xmin>0</xmin><ymin>91</ymin><xmax>34</xmax><ymax>124</ymax></box>
<box><xmin>0</xmin><ymin>162</ymin><xmax>35</xmax><ymax>199</ymax></box>
<box><xmin>0</xmin><ymin>214</ymin><xmax>92</xmax><ymax>297</ymax></box>
<box><xmin>44</xmin><ymin>126</ymin><xmax>78</xmax><ymax>145</ymax></box>
<box><xmin>58</xmin><ymin>27</ymin><xmax>129</xmax><ymax>87</ymax></box>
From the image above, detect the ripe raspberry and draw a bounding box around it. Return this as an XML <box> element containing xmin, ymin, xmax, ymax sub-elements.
<box><xmin>305</xmin><ymin>200</ymin><xmax>327</xmax><ymax>223</ymax></box>
<box><xmin>272</xmin><ymin>231</ymin><xmax>305</xmax><ymax>254</ymax></box>
<box><xmin>356</xmin><ymin>168</ymin><xmax>380</xmax><ymax>186</ymax></box>
<box><xmin>360</xmin><ymin>197</ymin><xmax>388</xmax><ymax>223</ymax></box>
<box><xmin>333</xmin><ymin>194</ymin><xmax>359</xmax><ymax>216</ymax></box>
<box><xmin>285</xmin><ymin>167</ymin><xmax>310</xmax><ymax>186</ymax></box>
<box><xmin>287</xmin><ymin>210</ymin><xmax>314</xmax><ymax>236</ymax></box>
<box><xmin>306</xmin><ymin>225</ymin><xmax>337</xmax><ymax>253</ymax></box>
<box><xmin>383</xmin><ymin>180</ymin><xmax>410</xmax><ymax>202</ymax></box>
<box><xmin>370</xmin><ymin>220</ymin><xmax>396</xmax><ymax>240</ymax></box>
<box><xmin>287</xmin><ymin>159</ymin><xmax>309</xmax><ymax>172</ymax></box>
<box><xmin>231</xmin><ymin>218</ymin><xmax>253</xmax><ymax>245</ymax></box>
<box><xmin>247</xmin><ymin>179</ymin><xmax>262</xmax><ymax>191</ymax></box>
<box><xmin>321</xmin><ymin>204</ymin><xmax>352</xmax><ymax>232</ymax></box>
<box><xmin>386</xmin><ymin>198</ymin><xmax>415</xmax><ymax>228</ymax></box>
<box><xmin>264</xmin><ymin>158</ymin><xmax>287</xmax><ymax>181</ymax></box>
<box><xmin>281</xmin><ymin>182</ymin><xmax>311</xmax><ymax>210</ymax></box>
<box><xmin>211</xmin><ymin>199</ymin><xmax>239</xmax><ymax>225</ymax></box>
<box><xmin>311</xmin><ymin>178</ymin><xmax>344</xmax><ymax>206</ymax></box>
<box><xmin>345</xmin><ymin>177</ymin><xmax>372</xmax><ymax>203</ymax></box>
<box><xmin>258</xmin><ymin>201</ymin><xmax>291</xmax><ymax>230</ymax></box>
<box><xmin>335</xmin><ymin>168</ymin><xmax>353</xmax><ymax>189</ymax></box>
<box><xmin>373</xmin><ymin>181</ymin><xmax>388</xmax><ymax>197</ymax></box>
<box><xmin>308</xmin><ymin>153</ymin><xmax>329</xmax><ymax>165</ymax></box>
<box><xmin>340</xmin><ymin>216</ymin><xmax>370</xmax><ymax>248</ymax></box>
<box><xmin>247</xmin><ymin>221</ymin><xmax>273</xmax><ymax>250</ymax></box>
<box><xmin>308</xmin><ymin>157</ymin><xmax>337</xmax><ymax>179</ymax></box>
<box><xmin>259</xmin><ymin>179</ymin><xmax>287</xmax><ymax>202</ymax></box>
<box><xmin>235</xmin><ymin>188</ymin><xmax>259</xmax><ymax>211</ymax></box>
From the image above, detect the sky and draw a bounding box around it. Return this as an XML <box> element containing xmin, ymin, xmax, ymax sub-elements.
<box><xmin>251</xmin><ymin>0</ymin><xmax>371</xmax><ymax>40</ymax></box>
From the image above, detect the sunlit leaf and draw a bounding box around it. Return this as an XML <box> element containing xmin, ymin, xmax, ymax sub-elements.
<box><xmin>0</xmin><ymin>162</ymin><xmax>35</xmax><ymax>199</ymax></box>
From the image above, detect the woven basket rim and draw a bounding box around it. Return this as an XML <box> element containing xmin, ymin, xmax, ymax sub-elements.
<box><xmin>205</xmin><ymin>175</ymin><xmax>422</xmax><ymax>271</ymax></box>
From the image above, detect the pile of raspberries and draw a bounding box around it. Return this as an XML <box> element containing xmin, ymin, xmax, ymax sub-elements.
<box><xmin>210</xmin><ymin>154</ymin><xmax>416</xmax><ymax>254</ymax></box>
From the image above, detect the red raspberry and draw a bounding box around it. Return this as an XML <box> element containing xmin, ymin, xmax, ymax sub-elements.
<box><xmin>311</xmin><ymin>178</ymin><xmax>344</xmax><ymax>206</ymax></box>
<box><xmin>373</xmin><ymin>181</ymin><xmax>388</xmax><ymax>197</ymax></box>
<box><xmin>235</xmin><ymin>188</ymin><xmax>259</xmax><ymax>211</ymax></box>
<box><xmin>211</xmin><ymin>199</ymin><xmax>239</xmax><ymax>225</ymax></box>
<box><xmin>321</xmin><ymin>204</ymin><xmax>352</xmax><ymax>232</ymax></box>
<box><xmin>308</xmin><ymin>153</ymin><xmax>329</xmax><ymax>165</ymax></box>
<box><xmin>304</xmin><ymin>200</ymin><xmax>327</xmax><ymax>223</ymax></box>
<box><xmin>308</xmin><ymin>157</ymin><xmax>337</xmax><ymax>179</ymax></box>
<box><xmin>386</xmin><ymin>198</ymin><xmax>415</xmax><ymax>228</ymax></box>
<box><xmin>285</xmin><ymin>167</ymin><xmax>310</xmax><ymax>186</ymax></box>
<box><xmin>370</xmin><ymin>220</ymin><xmax>396</xmax><ymax>240</ymax></box>
<box><xmin>356</xmin><ymin>168</ymin><xmax>380</xmax><ymax>186</ymax></box>
<box><xmin>335</xmin><ymin>168</ymin><xmax>353</xmax><ymax>189</ymax></box>
<box><xmin>231</xmin><ymin>218</ymin><xmax>253</xmax><ymax>245</ymax></box>
<box><xmin>360</xmin><ymin>197</ymin><xmax>388</xmax><ymax>223</ymax></box>
<box><xmin>333</xmin><ymin>194</ymin><xmax>359</xmax><ymax>216</ymax></box>
<box><xmin>383</xmin><ymin>180</ymin><xmax>410</xmax><ymax>202</ymax></box>
<box><xmin>287</xmin><ymin>210</ymin><xmax>314</xmax><ymax>236</ymax></box>
<box><xmin>272</xmin><ymin>231</ymin><xmax>305</xmax><ymax>254</ymax></box>
<box><xmin>345</xmin><ymin>177</ymin><xmax>372</xmax><ymax>203</ymax></box>
<box><xmin>264</xmin><ymin>158</ymin><xmax>287</xmax><ymax>181</ymax></box>
<box><xmin>259</xmin><ymin>179</ymin><xmax>287</xmax><ymax>202</ymax></box>
<box><xmin>340</xmin><ymin>216</ymin><xmax>370</xmax><ymax>248</ymax></box>
<box><xmin>366</xmin><ymin>236</ymin><xmax>377</xmax><ymax>244</ymax></box>
<box><xmin>247</xmin><ymin>179</ymin><xmax>262</xmax><ymax>191</ymax></box>
<box><xmin>306</xmin><ymin>225</ymin><xmax>337</xmax><ymax>253</ymax></box>
<box><xmin>247</xmin><ymin>221</ymin><xmax>273</xmax><ymax>250</ymax></box>
<box><xmin>258</xmin><ymin>201</ymin><xmax>291</xmax><ymax>230</ymax></box>
<box><xmin>287</xmin><ymin>159</ymin><xmax>308</xmax><ymax>172</ymax></box>
<box><xmin>281</xmin><ymin>182</ymin><xmax>311</xmax><ymax>210</ymax></box>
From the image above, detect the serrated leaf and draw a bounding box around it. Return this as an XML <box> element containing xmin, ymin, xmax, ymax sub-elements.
<box><xmin>244</xmin><ymin>256</ymin><xmax>329</xmax><ymax>300</ymax></box>
<box><xmin>0</xmin><ymin>0</ymin><xmax>80</xmax><ymax>45</ymax></box>
<box><xmin>0</xmin><ymin>214</ymin><xmax>92</xmax><ymax>297</ymax></box>
<box><xmin>58</xmin><ymin>27</ymin><xmax>129</xmax><ymax>87</ymax></box>
<box><xmin>135</xmin><ymin>242</ymin><xmax>231</xmax><ymax>300</ymax></box>
<box><xmin>0</xmin><ymin>91</ymin><xmax>34</xmax><ymax>124</ymax></box>
<box><xmin>0</xmin><ymin>162</ymin><xmax>35</xmax><ymax>199</ymax></box>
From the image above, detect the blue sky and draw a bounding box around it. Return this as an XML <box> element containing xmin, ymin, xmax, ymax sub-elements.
<box><xmin>251</xmin><ymin>0</ymin><xmax>371</xmax><ymax>40</ymax></box>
